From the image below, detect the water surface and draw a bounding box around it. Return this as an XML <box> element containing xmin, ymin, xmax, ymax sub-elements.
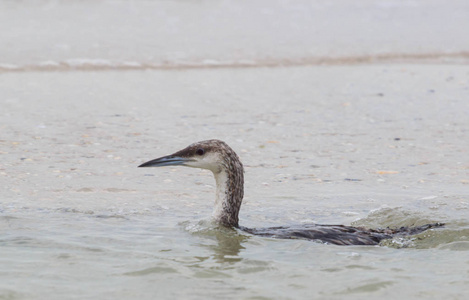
<box><xmin>1</xmin><ymin>1</ymin><xmax>469</xmax><ymax>299</ymax></box>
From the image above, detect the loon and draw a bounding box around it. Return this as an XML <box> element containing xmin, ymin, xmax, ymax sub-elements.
<box><xmin>138</xmin><ymin>139</ymin><xmax>443</xmax><ymax>246</ymax></box>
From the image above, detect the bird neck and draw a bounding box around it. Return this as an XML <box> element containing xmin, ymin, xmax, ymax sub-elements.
<box><xmin>211</xmin><ymin>163</ymin><xmax>244</xmax><ymax>228</ymax></box>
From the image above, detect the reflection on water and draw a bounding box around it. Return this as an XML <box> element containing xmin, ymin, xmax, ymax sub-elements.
<box><xmin>1</xmin><ymin>204</ymin><xmax>469</xmax><ymax>299</ymax></box>
<box><xmin>207</xmin><ymin>229</ymin><xmax>247</xmax><ymax>264</ymax></box>
<box><xmin>183</xmin><ymin>220</ymin><xmax>248</xmax><ymax>264</ymax></box>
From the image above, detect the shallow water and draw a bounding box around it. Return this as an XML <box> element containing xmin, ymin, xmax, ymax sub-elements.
<box><xmin>1</xmin><ymin>66</ymin><xmax>469</xmax><ymax>299</ymax></box>
<box><xmin>1</xmin><ymin>0</ymin><xmax>469</xmax><ymax>299</ymax></box>
<box><xmin>1</xmin><ymin>207</ymin><xmax>469</xmax><ymax>299</ymax></box>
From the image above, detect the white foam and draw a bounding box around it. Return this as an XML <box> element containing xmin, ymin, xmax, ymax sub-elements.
<box><xmin>0</xmin><ymin>63</ymin><xmax>19</xmax><ymax>69</ymax></box>
<box><xmin>39</xmin><ymin>61</ymin><xmax>60</xmax><ymax>67</ymax></box>
<box><xmin>122</xmin><ymin>61</ymin><xmax>142</xmax><ymax>67</ymax></box>
<box><xmin>65</xmin><ymin>58</ymin><xmax>113</xmax><ymax>67</ymax></box>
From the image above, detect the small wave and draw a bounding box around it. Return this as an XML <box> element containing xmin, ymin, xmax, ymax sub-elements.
<box><xmin>351</xmin><ymin>206</ymin><xmax>440</xmax><ymax>229</ymax></box>
<box><xmin>1</xmin><ymin>51</ymin><xmax>469</xmax><ymax>73</ymax></box>
<box><xmin>123</xmin><ymin>266</ymin><xmax>179</xmax><ymax>276</ymax></box>
<box><xmin>353</xmin><ymin>207</ymin><xmax>469</xmax><ymax>249</ymax></box>
<box><xmin>438</xmin><ymin>241</ymin><xmax>469</xmax><ymax>251</ymax></box>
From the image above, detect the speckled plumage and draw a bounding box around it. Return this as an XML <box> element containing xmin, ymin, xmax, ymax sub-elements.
<box><xmin>172</xmin><ymin>140</ymin><xmax>244</xmax><ymax>227</ymax></box>
<box><xmin>139</xmin><ymin>139</ymin><xmax>443</xmax><ymax>246</ymax></box>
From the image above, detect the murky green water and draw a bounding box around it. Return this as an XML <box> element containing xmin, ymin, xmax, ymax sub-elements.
<box><xmin>1</xmin><ymin>205</ymin><xmax>469</xmax><ymax>299</ymax></box>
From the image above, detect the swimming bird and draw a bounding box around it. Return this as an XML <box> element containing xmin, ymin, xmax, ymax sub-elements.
<box><xmin>138</xmin><ymin>139</ymin><xmax>443</xmax><ymax>246</ymax></box>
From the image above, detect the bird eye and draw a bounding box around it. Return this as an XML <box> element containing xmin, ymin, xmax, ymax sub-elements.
<box><xmin>196</xmin><ymin>148</ymin><xmax>205</xmax><ymax>156</ymax></box>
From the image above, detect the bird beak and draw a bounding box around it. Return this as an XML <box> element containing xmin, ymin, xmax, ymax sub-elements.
<box><xmin>138</xmin><ymin>155</ymin><xmax>194</xmax><ymax>168</ymax></box>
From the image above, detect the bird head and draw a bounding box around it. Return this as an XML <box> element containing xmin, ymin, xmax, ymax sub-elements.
<box><xmin>138</xmin><ymin>139</ymin><xmax>231</xmax><ymax>174</ymax></box>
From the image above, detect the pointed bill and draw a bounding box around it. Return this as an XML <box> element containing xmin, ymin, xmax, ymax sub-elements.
<box><xmin>138</xmin><ymin>155</ymin><xmax>194</xmax><ymax>168</ymax></box>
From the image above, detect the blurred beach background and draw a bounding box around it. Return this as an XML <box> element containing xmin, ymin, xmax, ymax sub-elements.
<box><xmin>1</xmin><ymin>1</ymin><xmax>469</xmax><ymax>299</ymax></box>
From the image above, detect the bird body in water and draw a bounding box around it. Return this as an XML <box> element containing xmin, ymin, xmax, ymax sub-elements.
<box><xmin>139</xmin><ymin>139</ymin><xmax>443</xmax><ymax>246</ymax></box>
